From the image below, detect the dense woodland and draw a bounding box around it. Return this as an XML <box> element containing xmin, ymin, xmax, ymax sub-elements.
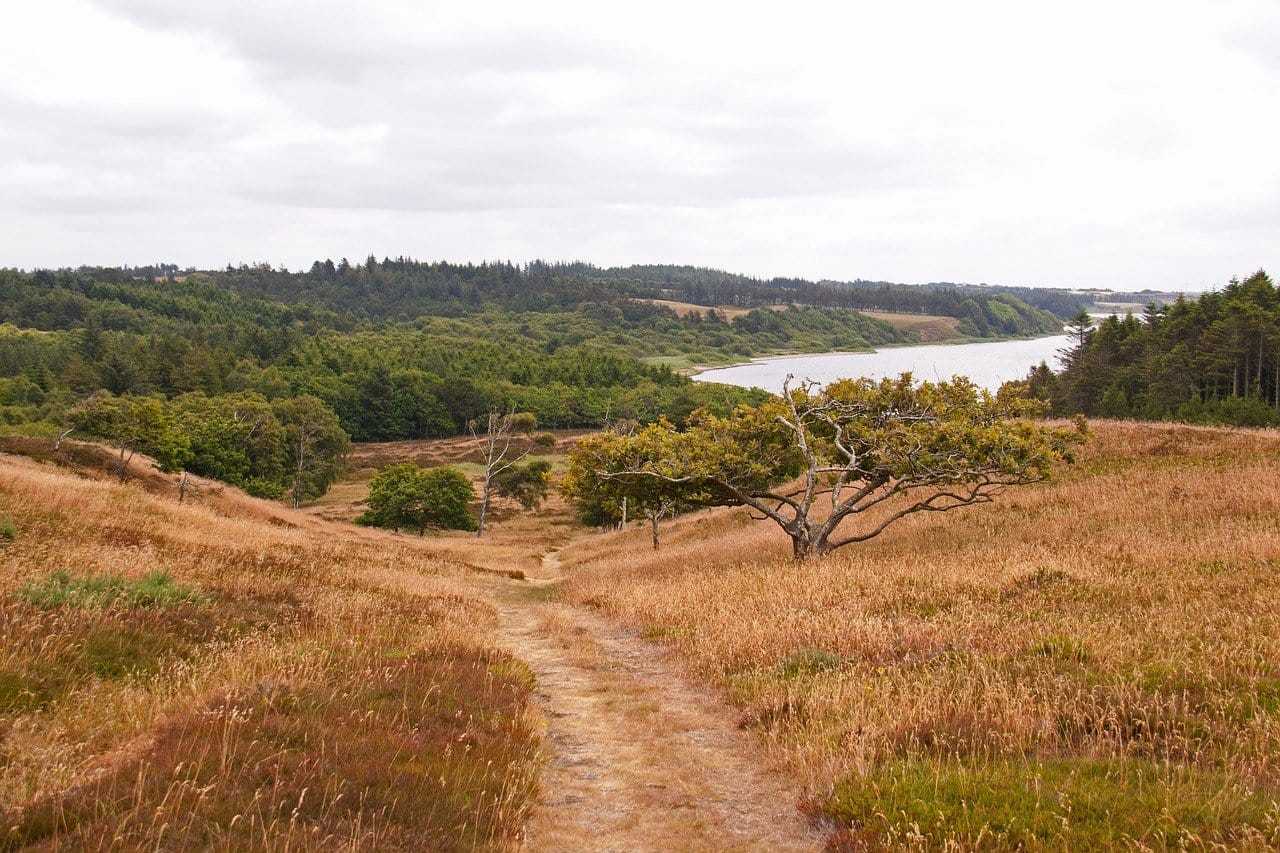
<box><xmin>0</xmin><ymin>259</ymin><xmax>1061</xmax><ymax>439</ymax></box>
<box><xmin>1016</xmin><ymin>270</ymin><xmax>1280</xmax><ymax>426</ymax></box>
<box><xmin>213</xmin><ymin>258</ymin><xmax>1064</xmax><ymax>333</ymax></box>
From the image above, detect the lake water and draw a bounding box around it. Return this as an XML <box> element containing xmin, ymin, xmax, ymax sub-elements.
<box><xmin>692</xmin><ymin>335</ymin><xmax>1069</xmax><ymax>393</ymax></box>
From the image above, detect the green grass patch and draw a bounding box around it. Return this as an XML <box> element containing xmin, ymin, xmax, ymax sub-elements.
<box><xmin>777</xmin><ymin>647</ymin><xmax>842</xmax><ymax>679</ymax></box>
<box><xmin>17</xmin><ymin>570</ymin><xmax>204</xmax><ymax>609</ymax></box>
<box><xmin>1029</xmin><ymin>634</ymin><xmax>1092</xmax><ymax>664</ymax></box>
<box><xmin>822</xmin><ymin>758</ymin><xmax>1280</xmax><ymax>848</ymax></box>
<box><xmin>0</xmin><ymin>516</ymin><xmax>15</xmax><ymax>544</ymax></box>
<box><xmin>0</xmin><ymin>669</ymin><xmax>50</xmax><ymax>714</ymax></box>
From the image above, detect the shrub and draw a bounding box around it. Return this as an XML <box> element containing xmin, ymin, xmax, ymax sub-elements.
<box><xmin>0</xmin><ymin>516</ymin><xmax>15</xmax><ymax>544</ymax></box>
<box><xmin>493</xmin><ymin>459</ymin><xmax>552</xmax><ymax>510</ymax></box>
<box><xmin>17</xmin><ymin>570</ymin><xmax>204</xmax><ymax>609</ymax></box>
<box><xmin>1175</xmin><ymin>396</ymin><xmax>1279</xmax><ymax>428</ymax></box>
<box><xmin>357</xmin><ymin>464</ymin><xmax>477</xmax><ymax>533</ymax></box>
<box><xmin>532</xmin><ymin>431</ymin><xmax>557</xmax><ymax>448</ymax></box>
<box><xmin>508</xmin><ymin>412</ymin><xmax>538</xmax><ymax>434</ymax></box>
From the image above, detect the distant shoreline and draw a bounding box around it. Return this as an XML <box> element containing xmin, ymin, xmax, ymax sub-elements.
<box><xmin>684</xmin><ymin>331</ymin><xmax>1065</xmax><ymax>380</ymax></box>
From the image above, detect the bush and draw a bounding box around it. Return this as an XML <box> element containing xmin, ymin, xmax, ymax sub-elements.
<box><xmin>1175</xmin><ymin>396</ymin><xmax>1279</xmax><ymax>428</ymax></box>
<box><xmin>532</xmin><ymin>431</ymin><xmax>557</xmax><ymax>448</ymax></box>
<box><xmin>0</xmin><ymin>516</ymin><xmax>15</xmax><ymax>544</ymax></box>
<box><xmin>508</xmin><ymin>412</ymin><xmax>538</xmax><ymax>434</ymax></box>
<box><xmin>357</xmin><ymin>464</ymin><xmax>477</xmax><ymax>533</ymax></box>
<box><xmin>492</xmin><ymin>459</ymin><xmax>552</xmax><ymax>510</ymax></box>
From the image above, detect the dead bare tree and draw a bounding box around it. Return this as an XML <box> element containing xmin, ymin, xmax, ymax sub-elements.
<box><xmin>470</xmin><ymin>411</ymin><xmax>535</xmax><ymax>537</ymax></box>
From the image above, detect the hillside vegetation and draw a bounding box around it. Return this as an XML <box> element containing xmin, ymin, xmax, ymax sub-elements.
<box><xmin>0</xmin><ymin>260</ymin><xmax>1060</xmax><ymax>445</ymax></box>
<box><xmin>1025</xmin><ymin>270</ymin><xmax>1280</xmax><ymax>428</ymax></box>
<box><xmin>0</xmin><ymin>448</ymin><xmax>542</xmax><ymax>850</ymax></box>
<box><xmin>557</xmin><ymin>421</ymin><xmax>1280</xmax><ymax>848</ymax></box>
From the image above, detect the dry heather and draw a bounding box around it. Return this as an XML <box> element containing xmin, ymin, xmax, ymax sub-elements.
<box><xmin>560</xmin><ymin>421</ymin><xmax>1280</xmax><ymax>848</ymax></box>
<box><xmin>0</xmin><ymin>452</ymin><xmax>542</xmax><ymax>851</ymax></box>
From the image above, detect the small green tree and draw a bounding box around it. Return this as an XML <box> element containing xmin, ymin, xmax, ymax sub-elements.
<box><xmin>273</xmin><ymin>395</ymin><xmax>350</xmax><ymax>507</ymax></box>
<box><xmin>68</xmin><ymin>392</ymin><xmax>191</xmax><ymax>480</ymax></box>
<box><xmin>493</xmin><ymin>459</ymin><xmax>552</xmax><ymax>510</ymax></box>
<box><xmin>172</xmin><ymin>392</ymin><xmax>287</xmax><ymax>493</ymax></box>
<box><xmin>358</xmin><ymin>464</ymin><xmax>477</xmax><ymax>534</ymax></box>
<box><xmin>562</xmin><ymin>421</ymin><xmax>708</xmax><ymax>549</ymax></box>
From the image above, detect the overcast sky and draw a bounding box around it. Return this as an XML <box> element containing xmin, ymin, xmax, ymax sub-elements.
<box><xmin>3</xmin><ymin>1</ymin><xmax>1276</xmax><ymax>290</ymax></box>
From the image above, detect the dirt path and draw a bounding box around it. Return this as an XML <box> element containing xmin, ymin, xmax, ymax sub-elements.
<box><xmin>490</xmin><ymin>549</ymin><xmax>823</xmax><ymax>852</ymax></box>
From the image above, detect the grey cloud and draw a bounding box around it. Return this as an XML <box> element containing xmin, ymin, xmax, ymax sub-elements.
<box><xmin>1</xmin><ymin>0</ymin><xmax>1275</xmax><ymax>289</ymax></box>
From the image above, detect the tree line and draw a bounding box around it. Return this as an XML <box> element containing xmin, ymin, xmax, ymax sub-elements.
<box><xmin>217</xmin><ymin>257</ymin><xmax>1065</xmax><ymax>333</ymax></box>
<box><xmin>65</xmin><ymin>390</ymin><xmax>348</xmax><ymax>504</ymax></box>
<box><xmin>1010</xmin><ymin>270</ymin><xmax>1280</xmax><ymax>427</ymax></box>
<box><xmin>0</xmin><ymin>258</ymin><xmax>1069</xmax><ymax>505</ymax></box>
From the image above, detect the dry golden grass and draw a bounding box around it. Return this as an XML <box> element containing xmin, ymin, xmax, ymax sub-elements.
<box><xmin>558</xmin><ymin>421</ymin><xmax>1280</xmax><ymax>848</ymax></box>
<box><xmin>633</xmin><ymin>298</ymin><xmax>757</xmax><ymax>320</ymax></box>
<box><xmin>859</xmin><ymin>310</ymin><xmax>962</xmax><ymax>342</ymax></box>
<box><xmin>0</xmin><ymin>451</ymin><xmax>543</xmax><ymax>851</ymax></box>
<box><xmin>633</xmin><ymin>300</ymin><xmax>964</xmax><ymax>343</ymax></box>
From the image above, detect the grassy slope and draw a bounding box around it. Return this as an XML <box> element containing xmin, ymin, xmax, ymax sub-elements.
<box><xmin>557</xmin><ymin>421</ymin><xmax>1280</xmax><ymax>848</ymax></box>
<box><xmin>0</xmin><ymin>449</ymin><xmax>542</xmax><ymax>851</ymax></box>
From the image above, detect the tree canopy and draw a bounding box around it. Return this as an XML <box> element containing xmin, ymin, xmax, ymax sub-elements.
<box><xmin>357</xmin><ymin>464</ymin><xmax>477</xmax><ymax>534</ymax></box>
<box><xmin>567</xmin><ymin>375</ymin><xmax>1082</xmax><ymax>559</ymax></box>
<box><xmin>1018</xmin><ymin>270</ymin><xmax>1280</xmax><ymax>427</ymax></box>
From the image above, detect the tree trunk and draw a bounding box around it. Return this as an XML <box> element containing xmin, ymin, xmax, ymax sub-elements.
<box><xmin>292</xmin><ymin>434</ymin><xmax>307</xmax><ymax>509</ymax></box>
<box><xmin>476</xmin><ymin>481</ymin><xmax>490</xmax><ymax>537</ymax></box>
<box><xmin>650</xmin><ymin>513</ymin><xmax>660</xmax><ymax>550</ymax></box>
<box><xmin>789</xmin><ymin>522</ymin><xmax>839</xmax><ymax>561</ymax></box>
<box><xmin>117</xmin><ymin>446</ymin><xmax>134</xmax><ymax>482</ymax></box>
<box><xmin>789</xmin><ymin>525</ymin><xmax>817</xmax><ymax>561</ymax></box>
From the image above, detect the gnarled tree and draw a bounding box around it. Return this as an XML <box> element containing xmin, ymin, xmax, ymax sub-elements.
<box><xmin>585</xmin><ymin>374</ymin><xmax>1083</xmax><ymax>560</ymax></box>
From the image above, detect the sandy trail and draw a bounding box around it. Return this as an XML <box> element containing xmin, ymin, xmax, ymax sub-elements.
<box><xmin>489</xmin><ymin>549</ymin><xmax>822</xmax><ymax>852</ymax></box>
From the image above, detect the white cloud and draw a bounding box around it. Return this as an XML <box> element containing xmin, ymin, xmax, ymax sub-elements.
<box><xmin>0</xmin><ymin>0</ymin><xmax>1276</xmax><ymax>289</ymax></box>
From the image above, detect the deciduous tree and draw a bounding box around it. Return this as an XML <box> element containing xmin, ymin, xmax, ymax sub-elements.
<box><xmin>357</xmin><ymin>464</ymin><xmax>477</xmax><ymax>534</ymax></box>
<box><xmin>274</xmin><ymin>395</ymin><xmax>350</xmax><ymax>507</ymax></box>
<box><xmin>576</xmin><ymin>374</ymin><xmax>1082</xmax><ymax>560</ymax></box>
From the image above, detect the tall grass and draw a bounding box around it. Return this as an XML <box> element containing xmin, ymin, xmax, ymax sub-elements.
<box><xmin>560</xmin><ymin>421</ymin><xmax>1280</xmax><ymax>848</ymax></box>
<box><xmin>0</xmin><ymin>454</ymin><xmax>542</xmax><ymax>850</ymax></box>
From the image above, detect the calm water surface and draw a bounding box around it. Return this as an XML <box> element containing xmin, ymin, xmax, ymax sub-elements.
<box><xmin>692</xmin><ymin>335</ymin><xmax>1068</xmax><ymax>393</ymax></box>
